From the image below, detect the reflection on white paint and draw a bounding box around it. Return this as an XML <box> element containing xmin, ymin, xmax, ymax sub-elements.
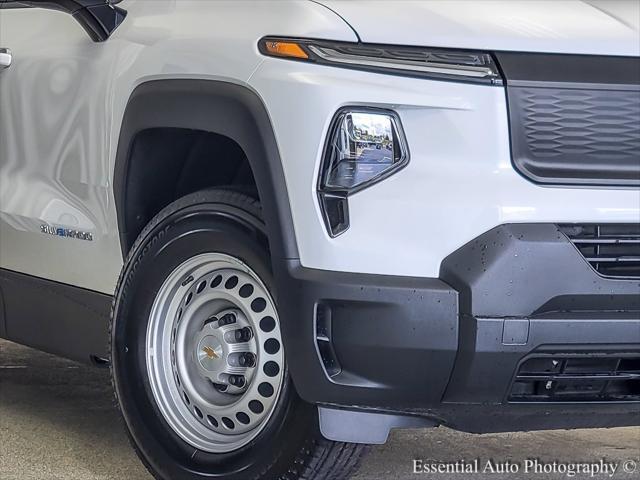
<box><xmin>318</xmin><ymin>0</ymin><xmax>640</xmax><ymax>55</ymax></box>
<box><xmin>501</xmin><ymin>206</ymin><xmax>537</xmax><ymax>215</ymax></box>
<box><xmin>41</xmin><ymin>198</ymin><xmax>95</xmax><ymax>231</ymax></box>
<box><xmin>0</xmin><ymin>1</ymin><xmax>358</xmax><ymax>293</ymax></box>
<box><xmin>597</xmin><ymin>207</ymin><xmax>640</xmax><ymax>215</ymax></box>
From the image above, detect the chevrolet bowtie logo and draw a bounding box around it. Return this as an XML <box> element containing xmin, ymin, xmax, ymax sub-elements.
<box><xmin>203</xmin><ymin>346</ymin><xmax>219</xmax><ymax>359</ymax></box>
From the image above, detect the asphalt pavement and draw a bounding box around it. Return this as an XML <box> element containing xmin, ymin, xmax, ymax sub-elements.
<box><xmin>1</xmin><ymin>339</ymin><xmax>638</xmax><ymax>480</ymax></box>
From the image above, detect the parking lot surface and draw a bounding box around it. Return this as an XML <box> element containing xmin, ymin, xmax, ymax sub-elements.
<box><xmin>1</xmin><ymin>339</ymin><xmax>638</xmax><ymax>480</ymax></box>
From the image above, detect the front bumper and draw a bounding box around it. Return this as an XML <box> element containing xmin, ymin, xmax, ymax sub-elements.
<box><xmin>276</xmin><ymin>224</ymin><xmax>640</xmax><ymax>434</ymax></box>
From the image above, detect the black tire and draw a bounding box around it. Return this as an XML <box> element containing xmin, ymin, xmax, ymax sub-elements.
<box><xmin>110</xmin><ymin>188</ymin><xmax>367</xmax><ymax>480</ymax></box>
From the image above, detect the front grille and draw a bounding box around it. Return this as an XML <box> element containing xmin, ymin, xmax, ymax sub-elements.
<box><xmin>510</xmin><ymin>354</ymin><xmax>640</xmax><ymax>402</ymax></box>
<box><xmin>495</xmin><ymin>52</ymin><xmax>640</xmax><ymax>187</ymax></box>
<box><xmin>560</xmin><ymin>224</ymin><xmax>640</xmax><ymax>278</ymax></box>
<box><xmin>508</xmin><ymin>87</ymin><xmax>640</xmax><ymax>186</ymax></box>
<box><xmin>519</xmin><ymin>88</ymin><xmax>639</xmax><ymax>158</ymax></box>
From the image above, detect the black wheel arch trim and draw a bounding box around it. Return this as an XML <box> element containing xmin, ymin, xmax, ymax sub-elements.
<box><xmin>113</xmin><ymin>79</ymin><xmax>299</xmax><ymax>264</ymax></box>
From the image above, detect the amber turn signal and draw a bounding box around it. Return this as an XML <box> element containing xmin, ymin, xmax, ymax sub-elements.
<box><xmin>262</xmin><ymin>40</ymin><xmax>308</xmax><ymax>59</ymax></box>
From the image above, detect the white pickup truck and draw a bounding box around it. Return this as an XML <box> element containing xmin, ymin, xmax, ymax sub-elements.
<box><xmin>0</xmin><ymin>1</ymin><xmax>639</xmax><ymax>479</ymax></box>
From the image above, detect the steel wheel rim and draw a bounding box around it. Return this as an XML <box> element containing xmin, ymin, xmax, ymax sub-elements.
<box><xmin>146</xmin><ymin>253</ymin><xmax>285</xmax><ymax>453</ymax></box>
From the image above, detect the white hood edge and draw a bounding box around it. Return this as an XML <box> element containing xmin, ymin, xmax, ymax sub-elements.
<box><xmin>314</xmin><ymin>1</ymin><xmax>640</xmax><ymax>56</ymax></box>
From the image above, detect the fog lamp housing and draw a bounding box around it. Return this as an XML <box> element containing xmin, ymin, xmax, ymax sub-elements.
<box><xmin>318</xmin><ymin>108</ymin><xmax>409</xmax><ymax>237</ymax></box>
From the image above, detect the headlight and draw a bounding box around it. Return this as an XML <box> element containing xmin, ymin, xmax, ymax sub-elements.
<box><xmin>318</xmin><ymin>108</ymin><xmax>409</xmax><ymax>237</ymax></box>
<box><xmin>259</xmin><ymin>37</ymin><xmax>503</xmax><ymax>85</ymax></box>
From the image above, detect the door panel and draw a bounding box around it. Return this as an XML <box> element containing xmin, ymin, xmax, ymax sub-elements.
<box><xmin>0</xmin><ymin>0</ymin><xmax>358</xmax><ymax>296</ymax></box>
<box><xmin>0</xmin><ymin>6</ymin><xmax>123</xmax><ymax>293</ymax></box>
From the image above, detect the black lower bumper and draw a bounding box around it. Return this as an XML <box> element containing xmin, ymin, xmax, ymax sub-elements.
<box><xmin>276</xmin><ymin>224</ymin><xmax>640</xmax><ymax>433</ymax></box>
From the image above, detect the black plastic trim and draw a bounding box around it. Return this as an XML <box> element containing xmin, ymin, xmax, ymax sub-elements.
<box><xmin>440</xmin><ymin>224</ymin><xmax>640</xmax><ymax>318</ymax></box>
<box><xmin>0</xmin><ymin>1</ymin><xmax>127</xmax><ymax>42</ymax></box>
<box><xmin>0</xmin><ymin>282</ymin><xmax>6</xmax><ymax>339</ymax></box>
<box><xmin>276</xmin><ymin>259</ymin><xmax>459</xmax><ymax>409</ymax></box>
<box><xmin>508</xmin><ymin>351</ymin><xmax>640</xmax><ymax>403</ymax></box>
<box><xmin>358</xmin><ymin>402</ymin><xmax>640</xmax><ymax>434</ymax></box>
<box><xmin>443</xmin><ymin>314</ymin><xmax>640</xmax><ymax>405</ymax></box>
<box><xmin>277</xmin><ymin>223</ymin><xmax>639</xmax><ymax>431</ymax></box>
<box><xmin>0</xmin><ymin>269</ymin><xmax>111</xmax><ymax>364</ymax></box>
<box><xmin>495</xmin><ymin>52</ymin><xmax>640</xmax><ymax>187</ymax></box>
<box><xmin>73</xmin><ymin>3</ymin><xmax>127</xmax><ymax>42</ymax></box>
<box><xmin>318</xmin><ymin>193</ymin><xmax>350</xmax><ymax>238</ymax></box>
<box><xmin>113</xmin><ymin>80</ymin><xmax>299</xmax><ymax>263</ymax></box>
<box><xmin>495</xmin><ymin>51</ymin><xmax>640</xmax><ymax>88</ymax></box>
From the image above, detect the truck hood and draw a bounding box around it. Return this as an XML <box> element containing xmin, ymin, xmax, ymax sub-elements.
<box><xmin>315</xmin><ymin>1</ymin><xmax>640</xmax><ymax>56</ymax></box>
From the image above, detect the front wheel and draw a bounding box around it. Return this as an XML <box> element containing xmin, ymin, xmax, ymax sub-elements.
<box><xmin>110</xmin><ymin>189</ymin><xmax>367</xmax><ymax>480</ymax></box>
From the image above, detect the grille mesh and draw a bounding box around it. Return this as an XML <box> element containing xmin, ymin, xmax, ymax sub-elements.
<box><xmin>510</xmin><ymin>354</ymin><xmax>640</xmax><ymax>402</ymax></box>
<box><xmin>521</xmin><ymin>88</ymin><xmax>640</xmax><ymax>159</ymax></box>
<box><xmin>560</xmin><ymin>224</ymin><xmax>640</xmax><ymax>278</ymax></box>
<box><xmin>508</xmin><ymin>87</ymin><xmax>640</xmax><ymax>185</ymax></box>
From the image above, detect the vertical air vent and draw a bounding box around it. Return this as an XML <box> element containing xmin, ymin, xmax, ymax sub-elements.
<box><xmin>315</xmin><ymin>304</ymin><xmax>341</xmax><ymax>378</ymax></box>
<box><xmin>560</xmin><ymin>224</ymin><xmax>640</xmax><ymax>278</ymax></box>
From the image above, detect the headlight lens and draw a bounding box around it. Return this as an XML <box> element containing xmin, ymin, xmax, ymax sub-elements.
<box><xmin>259</xmin><ymin>37</ymin><xmax>503</xmax><ymax>85</ymax></box>
<box><xmin>321</xmin><ymin>109</ymin><xmax>408</xmax><ymax>192</ymax></box>
<box><xmin>318</xmin><ymin>108</ymin><xmax>409</xmax><ymax>237</ymax></box>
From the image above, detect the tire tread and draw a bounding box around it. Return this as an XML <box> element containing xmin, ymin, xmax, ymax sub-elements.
<box><xmin>286</xmin><ymin>437</ymin><xmax>368</xmax><ymax>480</ymax></box>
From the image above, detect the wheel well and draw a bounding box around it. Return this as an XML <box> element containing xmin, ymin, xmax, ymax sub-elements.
<box><xmin>122</xmin><ymin>127</ymin><xmax>258</xmax><ymax>250</ymax></box>
<box><xmin>114</xmin><ymin>80</ymin><xmax>299</xmax><ymax>261</ymax></box>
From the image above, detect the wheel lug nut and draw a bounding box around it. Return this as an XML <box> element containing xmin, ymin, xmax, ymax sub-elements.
<box><xmin>213</xmin><ymin>383</ymin><xmax>228</xmax><ymax>392</ymax></box>
<box><xmin>218</xmin><ymin>313</ymin><xmax>236</xmax><ymax>327</ymax></box>
<box><xmin>228</xmin><ymin>375</ymin><xmax>245</xmax><ymax>388</ymax></box>
<box><xmin>234</xmin><ymin>327</ymin><xmax>253</xmax><ymax>342</ymax></box>
<box><xmin>239</xmin><ymin>353</ymin><xmax>256</xmax><ymax>367</ymax></box>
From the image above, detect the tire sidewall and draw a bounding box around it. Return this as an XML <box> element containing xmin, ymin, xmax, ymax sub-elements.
<box><xmin>111</xmin><ymin>192</ymin><xmax>316</xmax><ymax>480</ymax></box>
